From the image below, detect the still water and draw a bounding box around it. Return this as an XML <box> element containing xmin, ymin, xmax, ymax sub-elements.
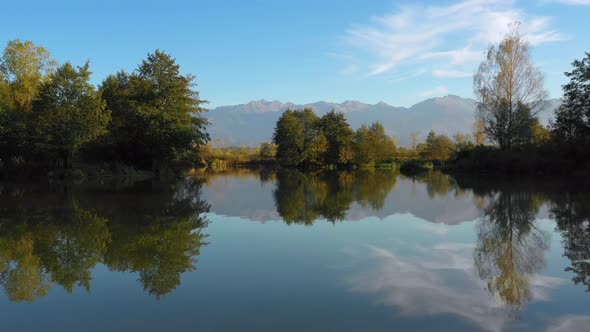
<box><xmin>1</xmin><ymin>169</ymin><xmax>589</xmax><ymax>331</ymax></box>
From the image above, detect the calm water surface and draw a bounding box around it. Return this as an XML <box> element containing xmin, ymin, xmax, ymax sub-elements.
<box><xmin>1</xmin><ymin>169</ymin><xmax>589</xmax><ymax>331</ymax></box>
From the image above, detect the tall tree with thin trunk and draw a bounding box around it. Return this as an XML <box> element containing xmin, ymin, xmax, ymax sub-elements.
<box><xmin>474</xmin><ymin>23</ymin><xmax>547</xmax><ymax>150</ymax></box>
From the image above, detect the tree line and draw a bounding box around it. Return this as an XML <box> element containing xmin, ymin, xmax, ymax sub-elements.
<box><xmin>0</xmin><ymin>40</ymin><xmax>208</xmax><ymax>176</ymax></box>
<box><xmin>270</xmin><ymin>106</ymin><xmax>494</xmax><ymax>169</ymax></box>
<box><xmin>272</xmin><ymin>108</ymin><xmax>396</xmax><ymax>167</ymax></box>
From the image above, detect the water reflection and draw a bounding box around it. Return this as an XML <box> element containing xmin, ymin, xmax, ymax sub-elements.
<box><xmin>273</xmin><ymin>170</ymin><xmax>397</xmax><ymax>224</ymax></box>
<box><xmin>550</xmin><ymin>191</ymin><xmax>590</xmax><ymax>292</ymax></box>
<box><xmin>1</xmin><ymin>167</ymin><xmax>590</xmax><ymax>326</ymax></box>
<box><xmin>198</xmin><ymin>168</ymin><xmax>483</xmax><ymax>224</ymax></box>
<box><xmin>473</xmin><ymin>191</ymin><xmax>549</xmax><ymax>314</ymax></box>
<box><xmin>0</xmin><ymin>179</ymin><xmax>209</xmax><ymax>302</ymax></box>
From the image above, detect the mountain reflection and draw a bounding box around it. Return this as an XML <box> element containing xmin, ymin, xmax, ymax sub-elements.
<box><xmin>0</xmin><ymin>179</ymin><xmax>209</xmax><ymax>302</ymax></box>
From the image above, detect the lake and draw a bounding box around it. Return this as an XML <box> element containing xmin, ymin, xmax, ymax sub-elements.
<box><xmin>1</xmin><ymin>169</ymin><xmax>589</xmax><ymax>332</ymax></box>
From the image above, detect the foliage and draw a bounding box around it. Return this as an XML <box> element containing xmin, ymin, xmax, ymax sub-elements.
<box><xmin>0</xmin><ymin>39</ymin><xmax>57</xmax><ymax>112</ymax></box>
<box><xmin>473</xmin><ymin>119</ymin><xmax>487</xmax><ymax>145</ymax></box>
<box><xmin>421</xmin><ymin>131</ymin><xmax>454</xmax><ymax>165</ymax></box>
<box><xmin>33</xmin><ymin>62</ymin><xmax>110</xmax><ymax>168</ymax></box>
<box><xmin>530</xmin><ymin>118</ymin><xmax>551</xmax><ymax>145</ymax></box>
<box><xmin>0</xmin><ymin>40</ymin><xmax>57</xmax><ymax>165</ymax></box>
<box><xmin>99</xmin><ymin>50</ymin><xmax>209</xmax><ymax>172</ymax></box>
<box><xmin>552</xmin><ymin>52</ymin><xmax>590</xmax><ymax>143</ymax></box>
<box><xmin>0</xmin><ymin>39</ymin><xmax>210</xmax><ymax>175</ymax></box>
<box><xmin>474</xmin><ymin>190</ymin><xmax>548</xmax><ymax>314</ymax></box>
<box><xmin>319</xmin><ymin>110</ymin><xmax>355</xmax><ymax>165</ymax></box>
<box><xmin>259</xmin><ymin>142</ymin><xmax>277</xmax><ymax>161</ymax></box>
<box><xmin>272</xmin><ymin>110</ymin><xmax>396</xmax><ymax>168</ymax></box>
<box><xmin>272</xmin><ymin>108</ymin><xmax>322</xmax><ymax>167</ymax></box>
<box><xmin>200</xmin><ymin>140</ymin><xmax>277</xmax><ymax>167</ymax></box>
<box><xmin>474</xmin><ymin>24</ymin><xmax>547</xmax><ymax>150</ymax></box>
<box><xmin>353</xmin><ymin>122</ymin><xmax>396</xmax><ymax>166</ymax></box>
<box><xmin>551</xmin><ymin>191</ymin><xmax>590</xmax><ymax>291</ymax></box>
<box><xmin>0</xmin><ymin>178</ymin><xmax>210</xmax><ymax>302</ymax></box>
<box><xmin>453</xmin><ymin>132</ymin><xmax>475</xmax><ymax>152</ymax></box>
<box><xmin>273</xmin><ymin>169</ymin><xmax>397</xmax><ymax>224</ymax></box>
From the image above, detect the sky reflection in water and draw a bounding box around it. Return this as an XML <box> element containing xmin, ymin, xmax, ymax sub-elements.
<box><xmin>0</xmin><ymin>169</ymin><xmax>589</xmax><ymax>332</ymax></box>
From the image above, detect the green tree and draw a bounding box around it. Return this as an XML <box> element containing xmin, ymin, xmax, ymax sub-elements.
<box><xmin>552</xmin><ymin>52</ymin><xmax>590</xmax><ymax>143</ymax></box>
<box><xmin>422</xmin><ymin>131</ymin><xmax>454</xmax><ymax>165</ymax></box>
<box><xmin>259</xmin><ymin>142</ymin><xmax>277</xmax><ymax>160</ymax></box>
<box><xmin>0</xmin><ymin>40</ymin><xmax>57</xmax><ymax>112</ymax></box>
<box><xmin>0</xmin><ymin>40</ymin><xmax>57</xmax><ymax>163</ymax></box>
<box><xmin>353</xmin><ymin>125</ymin><xmax>374</xmax><ymax>165</ymax></box>
<box><xmin>308</xmin><ymin>131</ymin><xmax>329</xmax><ymax>166</ymax></box>
<box><xmin>319</xmin><ymin>110</ymin><xmax>354</xmax><ymax>165</ymax></box>
<box><xmin>100</xmin><ymin>50</ymin><xmax>209</xmax><ymax>172</ymax></box>
<box><xmin>272</xmin><ymin>108</ymin><xmax>320</xmax><ymax>167</ymax></box>
<box><xmin>33</xmin><ymin>62</ymin><xmax>110</xmax><ymax>168</ymax></box>
<box><xmin>354</xmin><ymin>122</ymin><xmax>395</xmax><ymax>166</ymax></box>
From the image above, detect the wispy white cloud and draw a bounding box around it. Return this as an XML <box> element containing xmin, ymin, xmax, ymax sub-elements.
<box><xmin>345</xmin><ymin>243</ymin><xmax>566</xmax><ymax>332</ymax></box>
<box><xmin>550</xmin><ymin>0</ymin><xmax>590</xmax><ymax>5</ymax></box>
<box><xmin>387</xmin><ymin>69</ymin><xmax>428</xmax><ymax>82</ymax></box>
<box><xmin>418</xmin><ymin>85</ymin><xmax>449</xmax><ymax>98</ymax></box>
<box><xmin>342</xmin><ymin>0</ymin><xmax>566</xmax><ymax>77</ymax></box>
<box><xmin>432</xmin><ymin>69</ymin><xmax>473</xmax><ymax>78</ymax></box>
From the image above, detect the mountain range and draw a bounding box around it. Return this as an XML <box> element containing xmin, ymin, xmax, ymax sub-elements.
<box><xmin>206</xmin><ymin>95</ymin><xmax>561</xmax><ymax>147</ymax></box>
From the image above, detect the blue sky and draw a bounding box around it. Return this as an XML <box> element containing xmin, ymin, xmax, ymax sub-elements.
<box><xmin>1</xmin><ymin>0</ymin><xmax>589</xmax><ymax>108</ymax></box>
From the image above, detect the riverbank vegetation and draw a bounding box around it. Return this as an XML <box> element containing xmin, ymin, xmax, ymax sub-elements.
<box><xmin>0</xmin><ymin>40</ymin><xmax>208</xmax><ymax>178</ymax></box>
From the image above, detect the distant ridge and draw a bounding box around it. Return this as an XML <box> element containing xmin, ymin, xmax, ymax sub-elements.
<box><xmin>207</xmin><ymin>96</ymin><xmax>560</xmax><ymax>146</ymax></box>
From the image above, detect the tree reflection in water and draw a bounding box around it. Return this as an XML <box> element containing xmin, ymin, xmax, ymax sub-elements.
<box><xmin>0</xmin><ymin>178</ymin><xmax>209</xmax><ymax>302</ymax></box>
<box><xmin>2</xmin><ymin>169</ymin><xmax>590</xmax><ymax>309</ymax></box>
<box><xmin>273</xmin><ymin>169</ymin><xmax>398</xmax><ymax>225</ymax></box>
<box><xmin>473</xmin><ymin>190</ymin><xmax>549</xmax><ymax>314</ymax></box>
<box><xmin>550</xmin><ymin>191</ymin><xmax>590</xmax><ymax>292</ymax></box>
<box><xmin>455</xmin><ymin>176</ymin><xmax>590</xmax><ymax>310</ymax></box>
